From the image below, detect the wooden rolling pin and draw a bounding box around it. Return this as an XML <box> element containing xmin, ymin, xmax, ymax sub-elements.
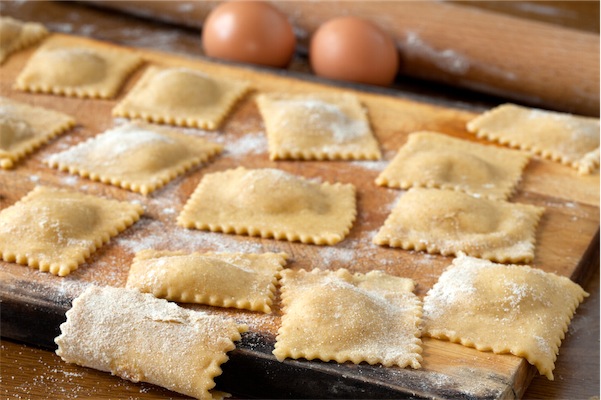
<box><xmin>86</xmin><ymin>0</ymin><xmax>599</xmax><ymax>117</ymax></box>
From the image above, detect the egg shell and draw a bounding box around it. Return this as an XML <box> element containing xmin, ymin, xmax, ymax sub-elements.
<box><xmin>310</xmin><ymin>17</ymin><xmax>399</xmax><ymax>86</ymax></box>
<box><xmin>202</xmin><ymin>1</ymin><xmax>296</xmax><ymax>68</ymax></box>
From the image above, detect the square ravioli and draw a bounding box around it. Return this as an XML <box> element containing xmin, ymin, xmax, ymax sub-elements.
<box><xmin>375</xmin><ymin>131</ymin><xmax>530</xmax><ymax>200</ymax></box>
<box><xmin>14</xmin><ymin>36</ymin><xmax>142</xmax><ymax>99</ymax></box>
<box><xmin>467</xmin><ymin>103</ymin><xmax>600</xmax><ymax>175</ymax></box>
<box><xmin>373</xmin><ymin>188</ymin><xmax>544</xmax><ymax>263</ymax></box>
<box><xmin>55</xmin><ymin>285</ymin><xmax>247</xmax><ymax>399</ymax></box>
<box><xmin>1</xmin><ymin>96</ymin><xmax>75</xmax><ymax>169</ymax></box>
<box><xmin>256</xmin><ymin>92</ymin><xmax>381</xmax><ymax>161</ymax></box>
<box><xmin>0</xmin><ymin>16</ymin><xmax>48</xmax><ymax>64</ymax></box>
<box><xmin>112</xmin><ymin>66</ymin><xmax>251</xmax><ymax>130</ymax></box>
<box><xmin>423</xmin><ymin>254</ymin><xmax>588</xmax><ymax>380</ymax></box>
<box><xmin>273</xmin><ymin>268</ymin><xmax>422</xmax><ymax>368</ymax></box>
<box><xmin>0</xmin><ymin>186</ymin><xmax>143</xmax><ymax>276</ymax></box>
<box><xmin>46</xmin><ymin>121</ymin><xmax>222</xmax><ymax>195</ymax></box>
<box><xmin>177</xmin><ymin>167</ymin><xmax>357</xmax><ymax>245</ymax></box>
<box><xmin>126</xmin><ymin>250</ymin><xmax>288</xmax><ymax>313</ymax></box>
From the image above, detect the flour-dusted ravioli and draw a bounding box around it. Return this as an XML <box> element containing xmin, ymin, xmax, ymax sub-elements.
<box><xmin>0</xmin><ymin>96</ymin><xmax>75</xmax><ymax>169</ymax></box>
<box><xmin>46</xmin><ymin>121</ymin><xmax>222</xmax><ymax>195</ymax></box>
<box><xmin>423</xmin><ymin>254</ymin><xmax>588</xmax><ymax>380</ymax></box>
<box><xmin>376</xmin><ymin>131</ymin><xmax>530</xmax><ymax>200</ymax></box>
<box><xmin>373</xmin><ymin>188</ymin><xmax>544</xmax><ymax>263</ymax></box>
<box><xmin>55</xmin><ymin>285</ymin><xmax>247</xmax><ymax>399</ymax></box>
<box><xmin>273</xmin><ymin>268</ymin><xmax>422</xmax><ymax>368</ymax></box>
<box><xmin>0</xmin><ymin>186</ymin><xmax>143</xmax><ymax>276</ymax></box>
<box><xmin>467</xmin><ymin>103</ymin><xmax>600</xmax><ymax>175</ymax></box>
<box><xmin>127</xmin><ymin>250</ymin><xmax>288</xmax><ymax>313</ymax></box>
<box><xmin>177</xmin><ymin>167</ymin><xmax>356</xmax><ymax>245</ymax></box>
<box><xmin>113</xmin><ymin>66</ymin><xmax>251</xmax><ymax>130</ymax></box>
<box><xmin>14</xmin><ymin>36</ymin><xmax>142</xmax><ymax>99</ymax></box>
<box><xmin>256</xmin><ymin>92</ymin><xmax>381</xmax><ymax>161</ymax></box>
<box><xmin>0</xmin><ymin>16</ymin><xmax>48</xmax><ymax>64</ymax></box>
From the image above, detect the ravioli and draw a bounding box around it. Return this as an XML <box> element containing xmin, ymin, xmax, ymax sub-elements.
<box><xmin>467</xmin><ymin>103</ymin><xmax>600</xmax><ymax>174</ymax></box>
<box><xmin>373</xmin><ymin>188</ymin><xmax>544</xmax><ymax>263</ymax></box>
<box><xmin>0</xmin><ymin>186</ymin><xmax>143</xmax><ymax>276</ymax></box>
<box><xmin>14</xmin><ymin>36</ymin><xmax>142</xmax><ymax>99</ymax></box>
<box><xmin>126</xmin><ymin>250</ymin><xmax>287</xmax><ymax>313</ymax></box>
<box><xmin>55</xmin><ymin>285</ymin><xmax>246</xmax><ymax>399</ymax></box>
<box><xmin>273</xmin><ymin>268</ymin><xmax>422</xmax><ymax>368</ymax></box>
<box><xmin>423</xmin><ymin>254</ymin><xmax>588</xmax><ymax>380</ymax></box>
<box><xmin>46</xmin><ymin>121</ymin><xmax>222</xmax><ymax>195</ymax></box>
<box><xmin>0</xmin><ymin>16</ymin><xmax>48</xmax><ymax>64</ymax></box>
<box><xmin>376</xmin><ymin>131</ymin><xmax>530</xmax><ymax>200</ymax></box>
<box><xmin>256</xmin><ymin>92</ymin><xmax>381</xmax><ymax>161</ymax></box>
<box><xmin>112</xmin><ymin>66</ymin><xmax>250</xmax><ymax>130</ymax></box>
<box><xmin>177</xmin><ymin>167</ymin><xmax>356</xmax><ymax>245</ymax></box>
<box><xmin>0</xmin><ymin>96</ymin><xmax>75</xmax><ymax>169</ymax></box>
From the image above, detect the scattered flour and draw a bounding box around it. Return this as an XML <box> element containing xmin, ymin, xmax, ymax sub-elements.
<box><xmin>350</xmin><ymin>159</ymin><xmax>389</xmax><ymax>172</ymax></box>
<box><xmin>176</xmin><ymin>2</ymin><xmax>195</xmax><ymax>12</ymax></box>
<box><xmin>224</xmin><ymin>132</ymin><xmax>267</xmax><ymax>158</ymax></box>
<box><xmin>403</xmin><ymin>31</ymin><xmax>470</xmax><ymax>75</ymax></box>
<box><xmin>61</xmin><ymin>175</ymin><xmax>80</xmax><ymax>186</ymax></box>
<box><xmin>116</xmin><ymin>218</ymin><xmax>265</xmax><ymax>255</ymax></box>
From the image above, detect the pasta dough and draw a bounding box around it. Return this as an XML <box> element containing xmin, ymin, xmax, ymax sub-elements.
<box><xmin>126</xmin><ymin>250</ymin><xmax>287</xmax><ymax>313</ymax></box>
<box><xmin>14</xmin><ymin>36</ymin><xmax>142</xmax><ymax>99</ymax></box>
<box><xmin>0</xmin><ymin>96</ymin><xmax>75</xmax><ymax>169</ymax></box>
<box><xmin>373</xmin><ymin>188</ymin><xmax>544</xmax><ymax>263</ymax></box>
<box><xmin>46</xmin><ymin>121</ymin><xmax>222</xmax><ymax>195</ymax></box>
<box><xmin>177</xmin><ymin>167</ymin><xmax>357</xmax><ymax>245</ymax></box>
<box><xmin>0</xmin><ymin>16</ymin><xmax>48</xmax><ymax>64</ymax></box>
<box><xmin>256</xmin><ymin>92</ymin><xmax>381</xmax><ymax>161</ymax></box>
<box><xmin>55</xmin><ymin>285</ymin><xmax>247</xmax><ymax>399</ymax></box>
<box><xmin>273</xmin><ymin>268</ymin><xmax>422</xmax><ymax>368</ymax></box>
<box><xmin>113</xmin><ymin>66</ymin><xmax>250</xmax><ymax>129</ymax></box>
<box><xmin>467</xmin><ymin>103</ymin><xmax>600</xmax><ymax>175</ymax></box>
<box><xmin>423</xmin><ymin>254</ymin><xmax>588</xmax><ymax>380</ymax></box>
<box><xmin>375</xmin><ymin>131</ymin><xmax>530</xmax><ymax>200</ymax></box>
<box><xmin>0</xmin><ymin>186</ymin><xmax>143</xmax><ymax>276</ymax></box>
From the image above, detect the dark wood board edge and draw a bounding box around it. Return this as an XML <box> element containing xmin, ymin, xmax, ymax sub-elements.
<box><xmin>1</xmin><ymin>278</ymin><xmax>521</xmax><ymax>400</ymax></box>
<box><xmin>218</xmin><ymin>347</ymin><xmax>525</xmax><ymax>400</ymax></box>
<box><xmin>0</xmin><ymin>279</ymin><xmax>70</xmax><ymax>348</ymax></box>
<box><xmin>571</xmin><ymin>229</ymin><xmax>601</xmax><ymax>286</ymax></box>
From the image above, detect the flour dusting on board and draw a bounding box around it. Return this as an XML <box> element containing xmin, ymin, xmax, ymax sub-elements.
<box><xmin>116</xmin><ymin>218</ymin><xmax>265</xmax><ymax>254</ymax></box>
<box><xmin>350</xmin><ymin>159</ymin><xmax>389</xmax><ymax>172</ymax></box>
<box><xmin>225</xmin><ymin>132</ymin><xmax>268</xmax><ymax>158</ymax></box>
<box><xmin>403</xmin><ymin>31</ymin><xmax>470</xmax><ymax>75</ymax></box>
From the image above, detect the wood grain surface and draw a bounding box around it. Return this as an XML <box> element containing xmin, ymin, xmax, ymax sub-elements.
<box><xmin>0</xmin><ymin>29</ymin><xmax>599</xmax><ymax>399</ymax></box>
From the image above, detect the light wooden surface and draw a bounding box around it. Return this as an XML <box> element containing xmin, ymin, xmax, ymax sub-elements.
<box><xmin>0</xmin><ymin>2</ymin><xmax>599</xmax><ymax>399</ymax></box>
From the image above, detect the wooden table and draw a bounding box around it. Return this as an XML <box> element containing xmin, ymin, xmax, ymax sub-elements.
<box><xmin>1</xmin><ymin>1</ymin><xmax>599</xmax><ymax>399</ymax></box>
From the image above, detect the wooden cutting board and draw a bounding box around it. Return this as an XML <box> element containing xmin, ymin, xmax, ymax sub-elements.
<box><xmin>0</xmin><ymin>33</ymin><xmax>599</xmax><ymax>399</ymax></box>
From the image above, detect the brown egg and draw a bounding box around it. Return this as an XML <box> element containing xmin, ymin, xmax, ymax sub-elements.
<box><xmin>310</xmin><ymin>17</ymin><xmax>399</xmax><ymax>86</ymax></box>
<box><xmin>202</xmin><ymin>1</ymin><xmax>296</xmax><ymax>68</ymax></box>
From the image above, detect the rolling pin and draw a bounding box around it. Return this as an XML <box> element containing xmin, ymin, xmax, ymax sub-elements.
<box><xmin>85</xmin><ymin>0</ymin><xmax>600</xmax><ymax>117</ymax></box>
